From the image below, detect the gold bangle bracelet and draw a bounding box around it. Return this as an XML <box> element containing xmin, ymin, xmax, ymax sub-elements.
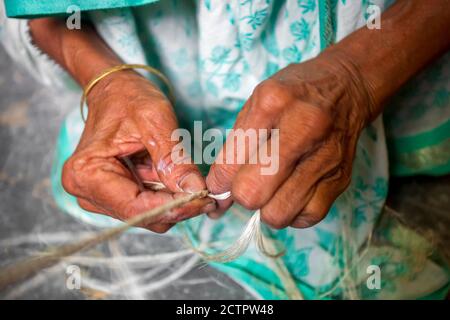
<box><xmin>79</xmin><ymin>64</ymin><xmax>175</xmax><ymax>122</ymax></box>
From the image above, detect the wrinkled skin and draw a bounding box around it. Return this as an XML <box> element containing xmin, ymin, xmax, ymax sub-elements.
<box><xmin>62</xmin><ymin>71</ymin><xmax>215</xmax><ymax>232</ymax></box>
<box><xmin>206</xmin><ymin>53</ymin><xmax>375</xmax><ymax>229</ymax></box>
<box><xmin>62</xmin><ymin>53</ymin><xmax>374</xmax><ymax>232</ymax></box>
<box><xmin>50</xmin><ymin>0</ymin><xmax>449</xmax><ymax>232</ymax></box>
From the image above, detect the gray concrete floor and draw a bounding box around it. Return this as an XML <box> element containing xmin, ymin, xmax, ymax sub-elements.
<box><xmin>0</xmin><ymin>45</ymin><xmax>448</xmax><ymax>300</ymax></box>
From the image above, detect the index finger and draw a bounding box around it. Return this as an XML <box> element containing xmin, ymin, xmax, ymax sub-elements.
<box><xmin>206</xmin><ymin>94</ymin><xmax>275</xmax><ymax>215</ymax></box>
<box><xmin>62</xmin><ymin>153</ymin><xmax>212</xmax><ymax>231</ymax></box>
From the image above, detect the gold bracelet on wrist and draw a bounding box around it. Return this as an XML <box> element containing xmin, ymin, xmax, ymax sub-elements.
<box><xmin>79</xmin><ymin>64</ymin><xmax>175</xmax><ymax>122</ymax></box>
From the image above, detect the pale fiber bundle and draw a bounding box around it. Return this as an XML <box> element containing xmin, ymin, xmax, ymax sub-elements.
<box><xmin>0</xmin><ymin>186</ymin><xmax>283</xmax><ymax>292</ymax></box>
<box><xmin>142</xmin><ymin>182</ymin><xmax>283</xmax><ymax>263</ymax></box>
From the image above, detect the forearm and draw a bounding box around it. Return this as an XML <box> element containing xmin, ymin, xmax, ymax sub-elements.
<box><xmin>28</xmin><ymin>18</ymin><xmax>122</xmax><ymax>87</ymax></box>
<box><xmin>324</xmin><ymin>0</ymin><xmax>450</xmax><ymax>119</ymax></box>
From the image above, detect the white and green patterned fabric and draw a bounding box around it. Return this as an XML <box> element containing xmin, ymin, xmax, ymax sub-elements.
<box><xmin>1</xmin><ymin>0</ymin><xmax>449</xmax><ymax>299</ymax></box>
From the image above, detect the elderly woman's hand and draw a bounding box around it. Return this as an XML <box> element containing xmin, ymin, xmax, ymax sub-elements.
<box><xmin>62</xmin><ymin>71</ymin><xmax>213</xmax><ymax>232</ymax></box>
<box><xmin>206</xmin><ymin>52</ymin><xmax>376</xmax><ymax>229</ymax></box>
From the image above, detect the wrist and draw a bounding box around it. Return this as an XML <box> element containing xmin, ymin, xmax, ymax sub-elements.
<box><xmin>80</xmin><ymin>62</ymin><xmax>175</xmax><ymax>123</ymax></box>
<box><xmin>86</xmin><ymin>70</ymin><xmax>142</xmax><ymax>107</ymax></box>
<box><xmin>62</xmin><ymin>41</ymin><xmax>122</xmax><ymax>88</ymax></box>
<box><xmin>318</xmin><ymin>47</ymin><xmax>379</xmax><ymax>125</ymax></box>
<box><xmin>85</xmin><ymin>68</ymin><xmax>167</xmax><ymax>117</ymax></box>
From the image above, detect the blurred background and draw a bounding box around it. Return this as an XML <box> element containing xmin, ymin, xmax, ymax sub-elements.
<box><xmin>0</xmin><ymin>44</ymin><xmax>448</xmax><ymax>299</ymax></box>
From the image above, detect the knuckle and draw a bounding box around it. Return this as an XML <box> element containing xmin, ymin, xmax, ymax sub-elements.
<box><xmin>206</xmin><ymin>165</ymin><xmax>235</xmax><ymax>194</ymax></box>
<box><xmin>330</xmin><ymin>167</ymin><xmax>352</xmax><ymax>194</ymax></box>
<box><xmin>334</xmin><ymin>140</ymin><xmax>345</xmax><ymax>161</ymax></box>
<box><xmin>337</xmin><ymin>173</ymin><xmax>352</xmax><ymax>194</ymax></box>
<box><xmin>118</xmin><ymin>203</ymin><xmax>129</xmax><ymax>219</ymax></box>
<box><xmin>62</xmin><ymin>157</ymin><xmax>79</xmax><ymax>195</ymax></box>
<box><xmin>261</xmin><ymin>209</ymin><xmax>290</xmax><ymax>229</ymax></box>
<box><xmin>313</xmin><ymin>143</ymin><xmax>342</xmax><ymax>174</ymax></box>
<box><xmin>121</xmin><ymin>205</ymin><xmax>135</xmax><ymax>221</ymax></box>
<box><xmin>292</xmin><ymin>211</ymin><xmax>326</xmax><ymax>229</ymax></box>
<box><xmin>232</xmin><ymin>182</ymin><xmax>263</xmax><ymax>210</ymax></box>
<box><xmin>254</xmin><ymin>80</ymin><xmax>290</xmax><ymax>113</ymax></box>
<box><xmin>76</xmin><ymin>198</ymin><xmax>90</xmax><ymax>211</ymax></box>
<box><xmin>146</xmin><ymin>224</ymin><xmax>173</xmax><ymax>234</ymax></box>
<box><xmin>62</xmin><ymin>153</ymin><xmax>103</xmax><ymax>197</ymax></box>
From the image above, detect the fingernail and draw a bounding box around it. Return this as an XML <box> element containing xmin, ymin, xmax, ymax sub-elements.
<box><xmin>178</xmin><ymin>172</ymin><xmax>205</xmax><ymax>193</ymax></box>
<box><xmin>207</xmin><ymin>211</ymin><xmax>223</xmax><ymax>220</ymax></box>
<box><xmin>292</xmin><ymin>216</ymin><xmax>313</xmax><ymax>229</ymax></box>
<box><xmin>202</xmin><ymin>202</ymin><xmax>217</xmax><ymax>213</ymax></box>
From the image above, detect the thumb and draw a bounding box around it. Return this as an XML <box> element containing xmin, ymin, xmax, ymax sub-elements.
<box><xmin>136</xmin><ymin>101</ymin><xmax>205</xmax><ymax>194</ymax></box>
